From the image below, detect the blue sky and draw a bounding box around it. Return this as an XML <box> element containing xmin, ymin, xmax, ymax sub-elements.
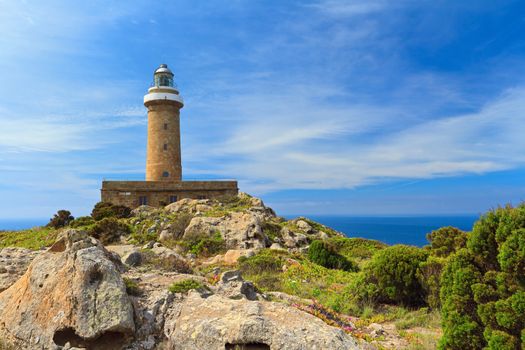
<box><xmin>1</xmin><ymin>0</ymin><xmax>525</xmax><ymax>219</ymax></box>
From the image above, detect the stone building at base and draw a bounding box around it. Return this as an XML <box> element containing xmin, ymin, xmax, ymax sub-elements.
<box><xmin>101</xmin><ymin>64</ymin><xmax>238</xmax><ymax>208</ymax></box>
<box><xmin>101</xmin><ymin>180</ymin><xmax>238</xmax><ymax>208</ymax></box>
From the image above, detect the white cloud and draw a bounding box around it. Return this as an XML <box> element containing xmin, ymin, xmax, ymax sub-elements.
<box><xmin>187</xmin><ymin>84</ymin><xmax>525</xmax><ymax>194</ymax></box>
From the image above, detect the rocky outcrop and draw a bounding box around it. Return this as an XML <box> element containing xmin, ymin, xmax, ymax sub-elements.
<box><xmin>0</xmin><ymin>230</ymin><xmax>135</xmax><ymax>349</ymax></box>
<box><xmin>0</xmin><ymin>247</ymin><xmax>40</xmax><ymax>292</ymax></box>
<box><xmin>163</xmin><ymin>291</ymin><xmax>360</xmax><ymax>350</ymax></box>
<box><xmin>165</xmin><ymin>198</ymin><xmax>213</xmax><ymax>215</ymax></box>
<box><xmin>183</xmin><ymin>211</ymin><xmax>271</xmax><ymax>250</ymax></box>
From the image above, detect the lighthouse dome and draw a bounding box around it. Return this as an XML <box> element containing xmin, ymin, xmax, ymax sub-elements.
<box><xmin>153</xmin><ymin>64</ymin><xmax>174</xmax><ymax>87</ymax></box>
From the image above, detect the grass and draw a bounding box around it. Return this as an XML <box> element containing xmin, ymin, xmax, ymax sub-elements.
<box><xmin>394</xmin><ymin>308</ymin><xmax>441</xmax><ymax>330</ymax></box>
<box><xmin>0</xmin><ymin>227</ymin><xmax>59</xmax><ymax>250</ymax></box>
<box><xmin>168</xmin><ymin>279</ymin><xmax>206</xmax><ymax>293</ymax></box>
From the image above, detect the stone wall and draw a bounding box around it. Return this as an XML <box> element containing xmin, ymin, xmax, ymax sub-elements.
<box><xmin>101</xmin><ymin>180</ymin><xmax>238</xmax><ymax>208</ymax></box>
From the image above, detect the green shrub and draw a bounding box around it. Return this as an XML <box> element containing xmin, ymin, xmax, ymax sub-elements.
<box><xmin>91</xmin><ymin>202</ymin><xmax>131</xmax><ymax>221</ymax></box>
<box><xmin>261</xmin><ymin>220</ymin><xmax>282</xmax><ymax>242</ymax></box>
<box><xmin>439</xmin><ymin>205</ymin><xmax>525</xmax><ymax>350</ymax></box>
<box><xmin>69</xmin><ymin>216</ymin><xmax>95</xmax><ymax>228</ymax></box>
<box><xmin>184</xmin><ymin>231</ymin><xmax>226</xmax><ymax>257</ymax></box>
<box><xmin>88</xmin><ymin>217</ymin><xmax>130</xmax><ymax>245</ymax></box>
<box><xmin>361</xmin><ymin>245</ymin><xmax>429</xmax><ymax>307</ymax></box>
<box><xmin>46</xmin><ymin>210</ymin><xmax>74</xmax><ymax>229</ymax></box>
<box><xmin>427</xmin><ymin>226</ymin><xmax>467</xmax><ymax>257</ymax></box>
<box><xmin>238</xmin><ymin>249</ymin><xmax>285</xmax><ymax>275</ymax></box>
<box><xmin>327</xmin><ymin>237</ymin><xmax>387</xmax><ymax>260</ymax></box>
<box><xmin>308</xmin><ymin>240</ymin><xmax>358</xmax><ymax>272</ymax></box>
<box><xmin>168</xmin><ymin>279</ymin><xmax>205</xmax><ymax>293</ymax></box>
<box><xmin>417</xmin><ymin>255</ymin><xmax>446</xmax><ymax>309</ymax></box>
<box><xmin>238</xmin><ymin>249</ymin><xmax>288</xmax><ymax>291</ymax></box>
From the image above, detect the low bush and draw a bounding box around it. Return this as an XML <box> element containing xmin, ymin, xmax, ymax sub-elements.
<box><xmin>328</xmin><ymin>237</ymin><xmax>387</xmax><ymax>260</ymax></box>
<box><xmin>69</xmin><ymin>216</ymin><xmax>95</xmax><ymax>228</ymax></box>
<box><xmin>168</xmin><ymin>279</ymin><xmax>205</xmax><ymax>293</ymax></box>
<box><xmin>308</xmin><ymin>240</ymin><xmax>358</xmax><ymax>272</ymax></box>
<box><xmin>238</xmin><ymin>249</ymin><xmax>285</xmax><ymax>275</ymax></box>
<box><xmin>417</xmin><ymin>255</ymin><xmax>446</xmax><ymax>309</ymax></box>
<box><xmin>47</xmin><ymin>210</ymin><xmax>74</xmax><ymax>229</ymax></box>
<box><xmin>91</xmin><ymin>202</ymin><xmax>131</xmax><ymax>221</ymax></box>
<box><xmin>188</xmin><ymin>232</ymin><xmax>226</xmax><ymax>257</ymax></box>
<box><xmin>238</xmin><ymin>249</ymin><xmax>290</xmax><ymax>291</ymax></box>
<box><xmin>439</xmin><ymin>205</ymin><xmax>525</xmax><ymax>350</ymax></box>
<box><xmin>426</xmin><ymin>226</ymin><xmax>467</xmax><ymax>257</ymax></box>
<box><xmin>88</xmin><ymin>217</ymin><xmax>130</xmax><ymax>245</ymax></box>
<box><xmin>360</xmin><ymin>245</ymin><xmax>429</xmax><ymax>307</ymax></box>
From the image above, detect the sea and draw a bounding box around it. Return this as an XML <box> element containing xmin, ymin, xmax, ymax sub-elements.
<box><xmin>287</xmin><ymin>215</ymin><xmax>478</xmax><ymax>247</ymax></box>
<box><xmin>0</xmin><ymin>216</ymin><xmax>479</xmax><ymax>247</ymax></box>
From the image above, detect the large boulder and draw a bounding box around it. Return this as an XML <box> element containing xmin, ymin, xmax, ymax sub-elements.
<box><xmin>0</xmin><ymin>230</ymin><xmax>135</xmax><ymax>349</ymax></box>
<box><xmin>183</xmin><ymin>212</ymin><xmax>270</xmax><ymax>250</ymax></box>
<box><xmin>0</xmin><ymin>247</ymin><xmax>40</xmax><ymax>292</ymax></box>
<box><xmin>163</xmin><ymin>291</ymin><xmax>361</xmax><ymax>350</ymax></box>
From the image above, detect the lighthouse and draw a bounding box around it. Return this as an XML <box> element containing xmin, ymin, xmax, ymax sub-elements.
<box><xmin>144</xmin><ymin>64</ymin><xmax>184</xmax><ymax>181</ymax></box>
<box><xmin>100</xmin><ymin>64</ymin><xmax>238</xmax><ymax>208</ymax></box>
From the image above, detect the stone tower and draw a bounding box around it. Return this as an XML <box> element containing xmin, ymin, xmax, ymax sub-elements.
<box><xmin>101</xmin><ymin>64</ymin><xmax>238</xmax><ymax>208</ymax></box>
<box><xmin>144</xmin><ymin>64</ymin><xmax>184</xmax><ymax>181</ymax></box>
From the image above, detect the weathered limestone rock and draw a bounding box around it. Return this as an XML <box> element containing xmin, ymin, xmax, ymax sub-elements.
<box><xmin>281</xmin><ymin>227</ymin><xmax>309</xmax><ymax>248</ymax></box>
<box><xmin>269</xmin><ymin>243</ymin><xmax>285</xmax><ymax>250</ymax></box>
<box><xmin>295</xmin><ymin>219</ymin><xmax>313</xmax><ymax>233</ymax></box>
<box><xmin>215</xmin><ymin>270</ymin><xmax>258</xmax><ymax>300</ymax></box>
<box><xmin>203</xmin><ymin>249</ymin><xmax>255</xmax><ymax>266</ymax></box>
<box><xmin>165</xmin><ymin>198</ymin><xmax>211</xmax><ymax>214</ymax></box>
<box><xmin>183</xmin><ymin>212</ymin><xmax>270</xmax><ymax>250</ymax></box>
<box><xmin>0</xmin><ymin>247</ymin><xmax>40</xmax><ymax>292</ymax></box>
<box><xmin>163</xmin><ymin>292</ymin><xmax>361</xmax><ymax>350</ymax></box>
<box><xmin>123</xmin><ymin>250</ymin><xmax>142</xmax><ymax>267</ymax></box>
<box><xmin>131</xmin><ymin>205</ymin><xmax>158</xmax><ymax>217</ymax></box>
<box><xmin>0</xmin><ymin>230</ymin><xmax>135</xmax><ymax>349</ymax></box>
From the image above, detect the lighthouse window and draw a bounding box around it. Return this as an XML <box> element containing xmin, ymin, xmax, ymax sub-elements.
<box><xmin>163</xmin><ymin>143</ymin><xmax>168</xmax><ymax>151</ymax></box>
<box><xmin>164</xmin><ymin>123</ymin><xmax>168</xmax><ymax>130</ymax></box>
<box><xmin>162</xmin><ymin>171</ymin><xmax>169</xmax><ymax>177</ymax></box>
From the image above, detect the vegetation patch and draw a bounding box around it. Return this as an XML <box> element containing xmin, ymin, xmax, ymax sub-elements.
<box><xmin>87</xmin><ymin>217</ymin><xmax>131</xmax><ymax>245</ymax></box>
<box><xmin>47</xmin><ymin>210</ymin><xmax>74</xmax><ymax>229</ymax></box>
<box><xmin>328</xmin><ymin>237</ymin><xmax>387</xmax><ymax>261</ymax></box>
<box><xmin>168</xmin><ymin>279</ymin><xmax>206</xmax><ymax>293</ymax></box>
<box><xmin>0</xmin><ymin>227</ymin><xmax>59</xmax><ymax>250</ymax></box>
<box><xmin>439</xmin><ymin>205</ymin><xmax>525</xmax><ymax>350</ymax></box>
<box><xmin>91</xmin><ymin>201</ymin><xmax>131</xmax><ymax>221</ymax></box>
<box><xmin>358</xmin><ymin>245</ymin><xmax>429</xmax><ymax>307</ymax></box>
<box><xmin>188</xmin><ymin>231</ymin><xmax>226</xmax><ymax>257</ymax></box>
<box><xmin>69</xmin><ymin>216</ymin><xmax>95</xmax><ymax>228</ymax></box>
<box><xmin>308</xmin><ymin>240</ymin><xmax>358</xmax><ymax>272</ymax></box>
<box><xmin>292</xmin><ymin>300</ymin><xmax>356</xmax><ymax>333</ymax></box>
